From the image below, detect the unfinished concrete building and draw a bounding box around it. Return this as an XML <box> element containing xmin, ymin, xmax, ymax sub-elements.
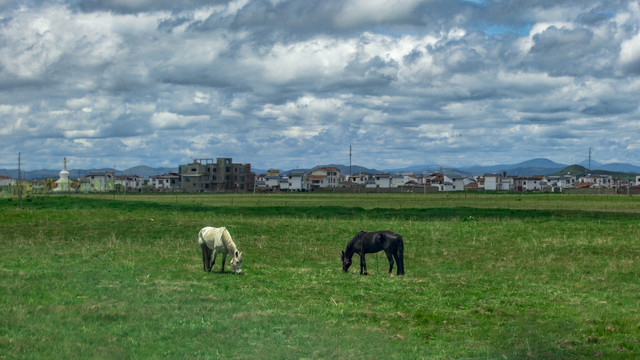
<box><xmin>179</xmin><ymin>158</ymin><xmax>253</xmax><ymax>192</ymax></box>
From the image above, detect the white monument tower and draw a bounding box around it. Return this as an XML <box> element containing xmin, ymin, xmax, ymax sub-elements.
<box><xmin>54</xmin><ymin>158</ymin><xmax>71</xmax><ymax>192</ymax></box>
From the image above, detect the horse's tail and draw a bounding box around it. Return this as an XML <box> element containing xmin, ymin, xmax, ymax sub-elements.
<box><xmin>198</xmin><ymin>228</ymin><xmax>209</xmax><ymax>249</ymax></box>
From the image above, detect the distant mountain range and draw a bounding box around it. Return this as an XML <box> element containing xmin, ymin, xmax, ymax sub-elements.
<box><xmin>3</xmin><ymin>158</ymin><xmax>640</xmax><ymax>180</ymax></box>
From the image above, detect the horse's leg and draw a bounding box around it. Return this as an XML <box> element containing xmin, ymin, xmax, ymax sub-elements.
<box><xmin>397</xmin><ymin>240</ymin><xmax>405</xmax><ymax>275</ymax></box>
<box><xmin>207</xmin><ymin>249</ymin><xmax>216</xmax><ymax>272</ymax></box>
<box><xmin>220</xmin><ymin>252</ymin><xmax>227</xmax><ymax>274</ymax></box>
<box><xmin>200</xmin><ymin>243</ymin><xmax>209</xmax><ymax>272</ymax></box>
<box><xmin>385</xmin><ymin>251</ymin><xmax>395</xmax><ymax>275</ymax></box>
<box><xmin>360</xmin><ymin>253</ymin><xmax>368</xmax><ymax>275</ymax></box>
<box><xmin>392</xmin><ymin>251</ymin><xmax>402</xmax><ymax>275</ymax></box>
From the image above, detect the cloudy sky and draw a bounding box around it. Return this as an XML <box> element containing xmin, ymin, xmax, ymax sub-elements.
<box><xmin>1</xmin><ymin>0</ymin><xmax>639</xmax><ymax>171</ymax></box>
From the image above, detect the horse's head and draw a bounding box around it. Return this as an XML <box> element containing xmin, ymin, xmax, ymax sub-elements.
<box><xmin>342</xmin><ymin>231</ymin><xmax>365</xmax><ymax>272</ymax></box>
<box><xmin>230</xmin><ymin>250</ymin><xmax>243</xmax><ymax>274</ymax></box>
<box><xmin>341</xmin><ymin>250</ymin><xmax>352</xmax><ymax>272</ymax></box>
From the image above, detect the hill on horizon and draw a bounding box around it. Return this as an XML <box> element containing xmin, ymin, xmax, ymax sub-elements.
<box><xmin>552</xmin><ymin>165</ymin><xmax>639</xmax><ymax>181</ymax></box>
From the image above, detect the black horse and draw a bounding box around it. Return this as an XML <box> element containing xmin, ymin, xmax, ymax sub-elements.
<box><xmin>341</xmin><ymin>230</ymin><xmax>404</xmax><ymax>275</ymax></box>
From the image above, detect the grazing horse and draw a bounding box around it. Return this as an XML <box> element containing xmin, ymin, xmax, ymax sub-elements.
<box><xmin>342</xmin><ymin>230</ymin><xmax>404</xmax><ymax>275</ymax></box>
<box><xmin>198</xmin><ymin>226</ymin><xmax>243</xmax><ymax>274</ymax></box>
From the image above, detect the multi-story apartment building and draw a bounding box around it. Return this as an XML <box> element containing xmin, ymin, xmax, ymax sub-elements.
<box><xmin>179</xmin><ymin>158</ymin><xmax>253</xmax><ymax>192</ymax></box>
<box><xmin>307</xmin><ymin>167</ymin><xmax>340</xmax><ymax>190</ymax></box>
<box><xmin>85</xmin><ymin>171</ymin><xmax>114</xmax><ymax>192</ymax></box>
<box><xmin>114</xmin><ymin>174</ymin><xmax>144</xmax><ymax>191</ymax></box>
<box><xmin>579</xmin><ymin>174</ymin><xmax>618</xmax><ymax>189</ymax></box>
<box><xmin>287</xmin><ymin>171</ymin><xmax>307</xmax><ymax>191</ymax></box>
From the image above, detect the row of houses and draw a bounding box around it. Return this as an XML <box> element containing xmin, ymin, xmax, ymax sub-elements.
<box><xmin>3</xmin><ymin>157</ymin><xmax>640</xmax><ymax>194</ymax></box>
<box><xmin>0</xmin><ymin>172</ymin><xmax>179</xmax><ymax>193</ymax></box>
<box><xmin>0</xmin><ymin>157</ymin><xmax>250</xmax><ymax>193</ymax></box>
<box><xmin>258</xmin><ymin>167</ymin><xmax>639</xmax><ymax>192</ymax></box>
<box><xmin>80</xmin><ymin>172</ymin><xmax>179</xmax><ymax>192</ymax></box>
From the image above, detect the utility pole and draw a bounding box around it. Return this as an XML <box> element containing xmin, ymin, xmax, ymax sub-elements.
<box><xmin>349</xmin><ymin>145</ymin><xmax>352</xmax><ymax>177</ymax></box>
<box><xmin>18</xmin><ymin>152</ymin><xmax>22</xmax><ymax>208</ymax></box>
<box><xmin>588</xmin><ymin>148</ymin><xmax>591</xmax><ymax>171</ymax></box>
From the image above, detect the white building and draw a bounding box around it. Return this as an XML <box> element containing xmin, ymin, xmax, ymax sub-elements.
<box><xmin>308</xmin><ymin>167</ymin><xmax>341</xmax><ymax>190</ymax></box>
<box><xmin>499</xmin><ymin>177</ymin><xmax>513</xmax><ymax>191</ymax></box>
<box><xmin>450</xmin><ymin>177</ymin><xmax>466</xmax><ymax>191</ymax></box>
<box><xmin>546</xmin><ymin>174</ymin><xmax>577</xmax><ymax>189</ymax></box>
<box><xmin>86</xmin><ymin>171</ymin><xmax>114</xmax><ymax>192</ymax></box>
<box><xmin>579</xmin><ymin>174</ymin><xmax>617</xmax><ymax>188</ymax></box>
<box><xmin>264</xmin><ymin>175</ymin><xmax>281</xmax><ymax>188</ymax></box>
<box><xmin>483</xmin><ymin>174</ymin><xmax>500</xmax><ymax>191</ymax></box>
<box><xmin>347</xmin><ymin>174</ymin><xmax>370</xmax><ymax>186</ymax></box>
<box><xmin>0</xmin><ymin>175</ymin><xmax>16</xmax><ymax>187</ymax></box>
<box><xmin>287</xmin><ymin>171</ymin><xmax>306</xmax><ymax>191</ymax></box>
<box><xmin>114</xmin><ymin>174</ymin><xmax>143</xmax><ymax>191</ymax></box>
<box><xmin>514</xmin><ymin>176</ymin><xmax>544</xmax><ymax>191</ymax></box>
<box><xmin>152</xmin><ymin>173</ymin><xmax>179</xmax><ymax>191</ymax></box>
<box><xmin>425</xmin><ymin>173</ymin><xmax>445</xmax><ymax>191</ymax></box>
<box><xmin>390</xmin><ymin>175</ymin><xmax>406</xmax><ymax>188</ymax></box>
<box><xmin>372</xmin><ymin>174</ymin><xmax>391</xmax><ymax>188</ymax></box>
<box><xmin>279</xmin><ymin>177</ymin><xmax>290</xmax><ymax>191</ymax></box>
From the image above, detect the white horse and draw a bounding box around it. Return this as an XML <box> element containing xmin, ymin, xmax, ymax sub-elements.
<box><xmin>198</xmin><ymin>226</ymin><xmax>243</xmax><ymax>274</ymax></box>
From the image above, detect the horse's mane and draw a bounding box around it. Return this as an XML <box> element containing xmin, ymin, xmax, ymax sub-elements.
<box><xmin>220</xmin><ymin>227</ymin><xmax>236</xmax><ymax>251</ymax></box>
<box><xmin>345</xmin><ymin>231</ymin><xmax>366</xmax><ymax>255</ymax></box>
<box><xmin>345</xmin><ymin>238</ymin><xmax>354</xmax><ymax>253</ymax></box>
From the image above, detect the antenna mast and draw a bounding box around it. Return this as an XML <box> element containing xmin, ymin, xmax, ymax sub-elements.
<box><xmin>349</xmin><ymin>145</ymin><xmax>352</xmax><ymax>177</ymax></box>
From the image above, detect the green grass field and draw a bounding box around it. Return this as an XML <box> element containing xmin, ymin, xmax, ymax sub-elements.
<box><xmin>1</xmin><ymin>193</ymin><xmax>639</xmax><ymax>359</ymax></box>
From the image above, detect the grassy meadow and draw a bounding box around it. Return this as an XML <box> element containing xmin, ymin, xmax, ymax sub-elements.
<box><xmin>1</xmin><ymin>192</ymin><xmax>640</xmax><ymax>359</ymax></box>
